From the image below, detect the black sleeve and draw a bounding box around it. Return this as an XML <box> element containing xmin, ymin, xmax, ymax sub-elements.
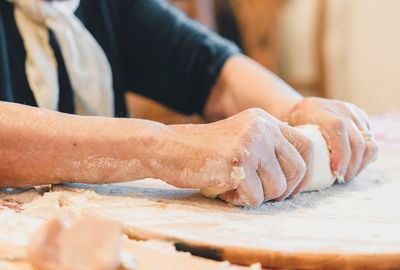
<box><xmin>118</xmin><ymin>0</ymin><xmax>240</xmax><ymax>115</ymax></box>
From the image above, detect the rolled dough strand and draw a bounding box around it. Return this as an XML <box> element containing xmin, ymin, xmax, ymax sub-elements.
<box><xmin>201</xmin><ymin>125</ymin><xmax>337</xmax><ymax>200</ymax></box>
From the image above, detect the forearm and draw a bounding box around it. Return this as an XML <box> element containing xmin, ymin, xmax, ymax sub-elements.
<box><xmin>0</xmin><ymin>102</ymin><xmax>171</xmax><ymax>188</ymax></box>
<box><xmin>204</xmin><ymin>54</ymin><xmax>303</xmax><ymax>121</ymax></box>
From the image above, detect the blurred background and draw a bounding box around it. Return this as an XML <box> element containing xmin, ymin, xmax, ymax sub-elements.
<box><xmin>128</xmin><ymin>0</ymin><xmax>400</xmax><ymax>123</ymax></box>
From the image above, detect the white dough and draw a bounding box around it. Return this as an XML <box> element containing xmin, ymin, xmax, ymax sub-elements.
<box><xmin>295</xmin><ymin>125</ymin><xmax>337</xmax><ymax>192</ymax></box>
<box><xmin>201</xmin><ymin>126</ymin><xmax>336</xmax><ymax>198</ymax></box>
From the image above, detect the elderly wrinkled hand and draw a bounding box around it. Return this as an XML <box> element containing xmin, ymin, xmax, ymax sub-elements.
<box><xmin>169</xmin><ymin>108</ymin><xmax>313</xmax><ymax>206</ymax></box>
<box><xmin>286</xmin><ymin>97</ymin><xmax>379</xmax><ymax>181</ymax></box>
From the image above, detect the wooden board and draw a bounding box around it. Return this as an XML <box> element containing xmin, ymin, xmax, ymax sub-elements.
<box><xmin>2</xmin><ymin>146</ymin><xmax>397</xmax><ymax>270</ymax></box>
<box><xmin>1</xmin><ymin>114</ymin><xmax>399</xmax><ymax>269</ymax></box>
<box><xmin>0</xmin><ymin>228</ymin><xmax>250</xmax><ymax>270</ymax></box>
<box><xmin>0</xmin><ymin>202</ymin><xmax>251</xmax><ymax>270</ymax></box>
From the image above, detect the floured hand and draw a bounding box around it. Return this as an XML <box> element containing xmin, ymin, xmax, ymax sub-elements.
<box><xmin>166</xmin><ymin>108</ymin><xmax>313</xmax><ymax>206</ymax></box>
<box><xmin>286</xmin><ymin>97</ymin><xmax>379</xmax><ymax>181</ymax></box>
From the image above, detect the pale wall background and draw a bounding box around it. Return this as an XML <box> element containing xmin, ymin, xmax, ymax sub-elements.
<box><xmin>278</xmin><ymin>0</ymin><xmax>400</xmax><ymax>114</ymax></box>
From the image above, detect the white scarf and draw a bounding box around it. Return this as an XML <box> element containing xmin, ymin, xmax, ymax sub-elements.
<box><xmin>9</xmin><ymin>0</ymin><xmax>115</xmax><ymax>116</ymax></box>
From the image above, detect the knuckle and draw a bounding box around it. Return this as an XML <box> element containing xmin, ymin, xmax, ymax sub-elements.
<box><xmin>331</xmin><ymin>117</ymin><xmax>346</xmax><ymax>130</ymax></box>
<box><xmin>238</xmin><ymin>132</ymin><xmax>258</xmax><ymax>151</ymax></box>
<box><xmin>241</xmin><ymin>108</ymin><xmax>266</xmax><ymax>122</ymax></box>
<box><xmin>242</xmin><ymin>115</ymin><xmax>263</xmax><ymax>132</ymax></box>
<box><xmin>235</xmin><ymin>127</ymin><xmax>257</xmax><ymax>149</ymax></box>
<box><xmin>239</xmin><ymin>121</ymin><xmax>274</xmax><ymax>148</ymax></box>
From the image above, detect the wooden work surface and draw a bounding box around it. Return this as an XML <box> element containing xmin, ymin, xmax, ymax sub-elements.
<box><xmin>1</xmin><ymin>114</ymin><xmax>400</xmax><ymax>270</ymax></box>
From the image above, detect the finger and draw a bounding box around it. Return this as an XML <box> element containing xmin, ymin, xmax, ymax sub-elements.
<box><xmin>219</xmin><ymin>167</ymin><xmax>264</xmax><ymax>207</ymax></box>
<box><xmin>357</xmin><ymin>108</ymin><xmax>372</xmax><ymax>130</ymax></box>
<box><xmin>340</xmin><ymin>103</ymin><xmax>369</xmax><ymax>131</ymax></box>
<box><xmin>353</xmin><ymin>108</ymin><xmax>379</xmax><ymax>171</ymax></box>
<box><xmin>344</xmin><ymin>121</ymin><xmax>366</xmax><ymax>181</ymax></box>
<box><xmin>343</xmin><ymin>105</ymin><xmax>379</xmax><ymax>173</ymax></box>
<box><xmin>257</xmin><ymin>152</ymin><xmax>288</xmax><ymax>201</ymax></box>
<box><xmin>318</xmin><ymin>113</ymin><xmax>351</xmax><ymax>179</ymax></box>
<box><xmin>358</xmin><ymin>137</ymin><xmax>379</xmax><ymax>174</ymax></box>
<box><xmin>344</xmin><ymin>103</ymin><xmax>371</xmax><ymax>131</ymax></box>
<box><xmin>285</xmin><ymin>128</ymin><xmax>315</xmax><ymax>196</ymax></box>
<box><xmin>342</xmin><ymin>104</ymin><xmax>379</xmax><ymax>175</ymax></box>
<box><xmin>275</xmin><ymin>123</ymin><xmax>309</xmax><ymax>199</ymax></box>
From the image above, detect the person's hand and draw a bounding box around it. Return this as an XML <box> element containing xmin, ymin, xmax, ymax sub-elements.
<box><xmin>167</xmin><ymin>108</ymin><xmax>313</xmax><ymax>206</ymax></box>
<box><xmin>286</xmin><ymin>97</ymin><xmax>378</xmax><ymax>181</ymax></box>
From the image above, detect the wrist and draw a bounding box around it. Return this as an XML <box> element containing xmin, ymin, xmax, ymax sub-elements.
<box><xmin>155</xmin><ymin>124</ymin><xmax>202</xmax><ymax>187</ymax></box>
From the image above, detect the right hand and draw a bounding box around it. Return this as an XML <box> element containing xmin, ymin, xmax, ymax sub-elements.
<box><xmin>167</xmin><ymin>108</ymin><xmax>313</xmax><ymax>206</ymax></box>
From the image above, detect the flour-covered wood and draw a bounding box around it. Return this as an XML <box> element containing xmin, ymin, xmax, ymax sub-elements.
<box><xmin>1</xmin><ymin>121</ymin><xmax>399</xmax><ymax>269</ymax></box>
<box><xmin>8</xmin><ymin>147</ymin><xmax>395</xmax><ymax>269</ymax></box>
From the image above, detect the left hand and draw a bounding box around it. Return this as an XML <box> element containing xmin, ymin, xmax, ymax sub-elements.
<box><xmin>286</xmin><ymin>97</ymin><xmax>378</xmax><ymax>182</ymax></box>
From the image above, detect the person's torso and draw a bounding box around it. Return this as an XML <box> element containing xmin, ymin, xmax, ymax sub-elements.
<box><xmin>0</xmin><ymin>0</ymin><xmax>128</xmax><ymax>117</ymax></box>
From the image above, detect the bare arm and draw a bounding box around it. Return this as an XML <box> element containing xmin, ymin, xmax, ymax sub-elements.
<box><xmin>0</xmin><ymin>101</ymin><xmax>311</xmax><ymax>206</ymax></box>
<box><xmin>204</xmin><ymin>54</ymin><xmax>378</xmax><ymax>181</ymax></box>
<box><xmin>0</xmin><ymin>101</ymin><xmax>172</xmax><ymax>188</ymax></box>
<box><xmin>204</xmin><ymin>54</ymin><xmax>303</xmax><ymax>121</ymax></box>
